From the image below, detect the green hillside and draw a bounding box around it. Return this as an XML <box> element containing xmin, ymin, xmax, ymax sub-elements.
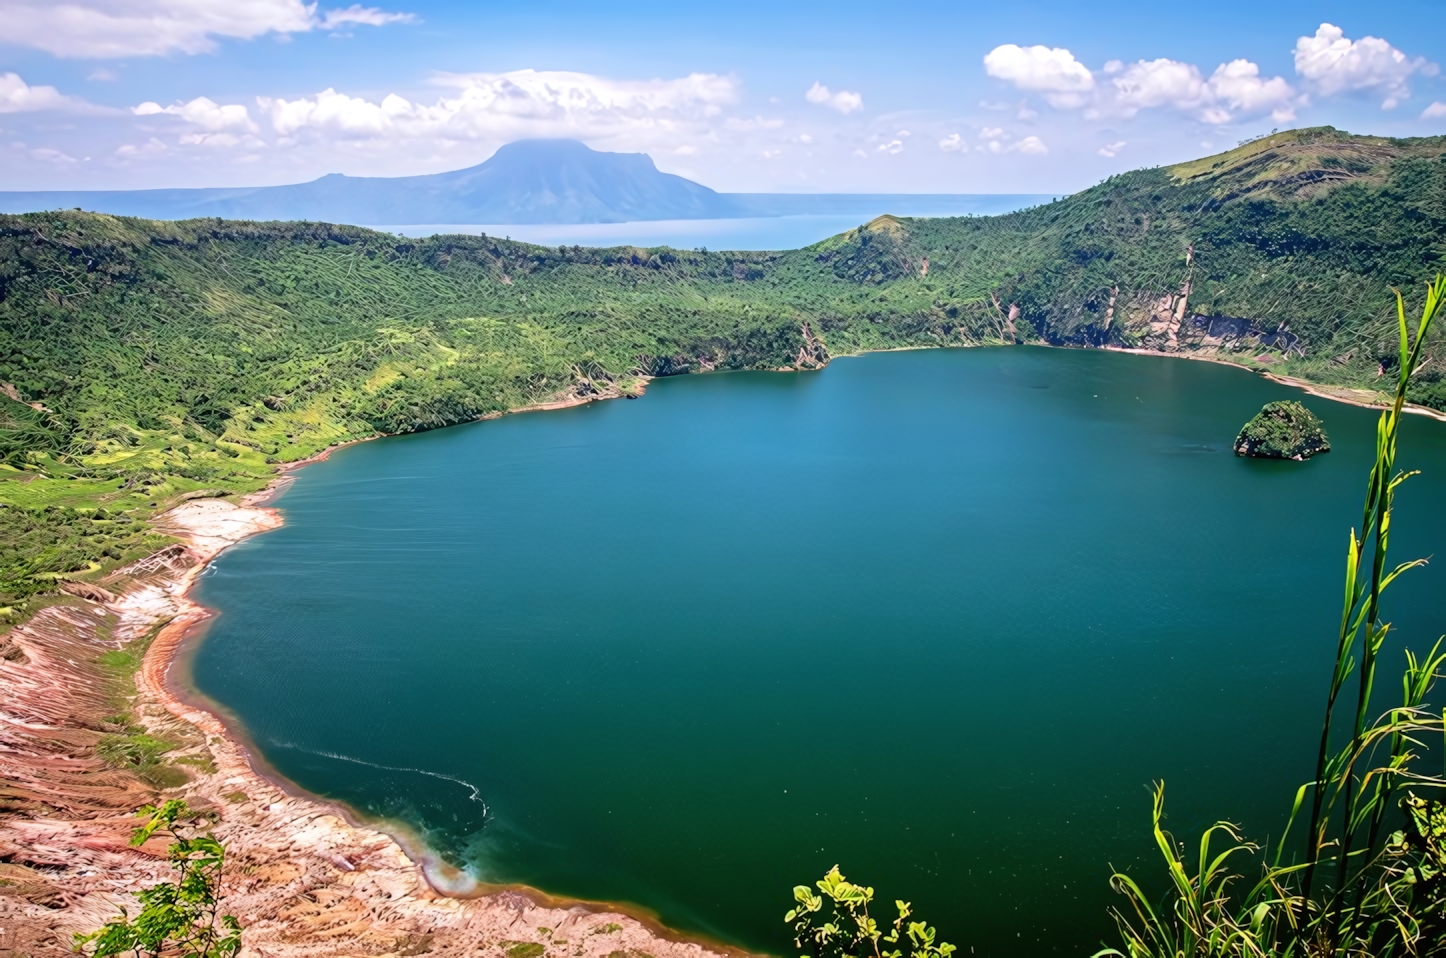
<box><xmin>2</xmin><ymin>125</ymin><xmax>1445</xmax><ymax>619</ymax></box>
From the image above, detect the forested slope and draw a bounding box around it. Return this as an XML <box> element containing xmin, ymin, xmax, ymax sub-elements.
<box><xmin>2</xmin><ymin>126</ymin><xmax>1445</xmax><ymax>618</ymax></box>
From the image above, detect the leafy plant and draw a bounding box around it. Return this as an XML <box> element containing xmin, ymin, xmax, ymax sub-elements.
<box><xmin>1097</xmin><ymin>279</ymin><xmax>1446</xmax><ymax>957</ymax></box>
<box><xmin>74</xmin><ymin>800</ymin><xmax>242</xmax><ymax>958</ymax></box>
<box><xmin>786</xmin><ymin>865</ymin><xmax>956</xmax><ymax>958</ymax></box>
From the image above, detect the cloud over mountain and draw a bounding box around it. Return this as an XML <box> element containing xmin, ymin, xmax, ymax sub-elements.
<box><xmin>1294</xmin><ymin>23</ymin><xmax>1436</xmax><ymax>110</ymax></box>
<box><xmin>985</xmin><ymin>44</ymin><xmax>1297</xmax><ymax>123</ymax></box>
<box><xmin>252</xmin><ymin>70</ymin><xmax>740</xmax><ymax>145</ymax></box>
<box><xmin>983</xmin><ymin>22</ymin><xmax>1435</xmax><ymax>125</ymax></box>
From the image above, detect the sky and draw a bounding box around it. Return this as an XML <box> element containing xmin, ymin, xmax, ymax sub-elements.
<box><xmin>2</xmin><ymin>0</ymin><xmax>1445</xmax><ymax>194</ymax></box>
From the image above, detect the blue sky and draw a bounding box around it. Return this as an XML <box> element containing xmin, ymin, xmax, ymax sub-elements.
<box><xmin>2</xmin><ymin>0</ymin><xmax>1445</xmax><ymax>193</ymax></box>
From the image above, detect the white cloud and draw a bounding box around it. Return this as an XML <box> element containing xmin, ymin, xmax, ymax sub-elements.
<box><xmin>877</xmin><ymin>139</ymin><xmax>904</xmax><ymax>154</ymax></box>
<box><xmin>1098</xmin><ymin>140</ymin><xmax>1126</xmax><ymax>157</ymax></box>
<box><xmin>805</xmin><ymin>82</ymin><xmax>864</xmax><ymax>114</ymax></box>
<box><xmin>1108</xmin><ymin>58</ymin><xmax>1208</xmax><ymax>115</ymax></box>
<box><xmin>257</xmin><ymin>70</ymin><xmax>741</xmax><ymax>145</ymax></box>
<box><xmin>30</xmin><ymin>146</ymin><xmax>80</xmax><ymax>164</ymax></box>
<box><xmin>981</xmin><ymin>131</ymin><xmax>1046</xmax><ymax>155</ymax></box>
<box><xmin>9</xmin><ymin>67</ymin><xmax>757</xmax><ymax>181</ymax></box>
<box><xmin>0</xmin><ymin>0</ymin><xmax>413</xmax><ymax>58</ymax></box>
<box><xmin>1294</xmin><ymin>23</ymin><xmax>1432</xmax><ymax>109</ymax></box>
<box><xmin>115</xmin><ymin>137</ymin><xmax>168</xmax><ymax>157</ymax></box>
<box><xmin>13</xmin><ymin>141</ymin><xmax>81</xmax><ymax>164</ymax></box>
<box><xmin>1208</xmin><ymin>59</ymin><xmax>1297</xmax><ymax>122</ymax></box>
<box><xmin>1423</xmin><ymin>101</ymin><xmax>1446</xmax><ymax>119</ymax></box>
<box><xmin>938</xmin><ymin>132</ymin><xmax>965</xmax><ymax>152</ymax></box>
<box><xmin>134</xmin><ymin>96</ymin><xmax>258</xmax><ymax>132</ymax></box>
<box><xmin>0</xmin><ymin>72</ymin><xmax>101</xmax><ymax>113</ymax></box>
<box><xmin>319</xmin><ymin>4</ymin><xmax>415</xmax><ymax>28</ymax></box>
<box><xmin>1106</xmin><ymin>58</ymin><xmax>1295</xmax><ymax>122</ymax></box>
<box><xmin>985</xmin><ymin>42</ymin><xmax>1296</xmax><ymax>124</ymax></box>
<box><xmin>983</xmin><ymin>44</ymin><xmax>1095</xmax><ymax>109</ymax></box>
<box><xmin>179</xmin><ymin>131</ymin><xmax>265</xmax><ymax>148</ymax></box>
<box><xmin>262</xmin><ymin>89</ymin><xmax>399</xmax><ymax>137</ymax></box>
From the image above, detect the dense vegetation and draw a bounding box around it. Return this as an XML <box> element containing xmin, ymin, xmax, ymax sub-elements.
<box><xmin>1232</xmin><ymin>400</ymin><xmax>1330</xmax><ymax>459</ymax></box>
<box><xmin>3</xmin><ymin>126</ymin><xmax>1446</xmax><ymax>618</ymax></box>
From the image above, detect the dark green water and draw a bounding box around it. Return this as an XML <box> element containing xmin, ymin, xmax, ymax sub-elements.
<box><xmin>191</xmin><ymin>347</ymin><xmax>1446</xmax><ymax>957</ymax></box>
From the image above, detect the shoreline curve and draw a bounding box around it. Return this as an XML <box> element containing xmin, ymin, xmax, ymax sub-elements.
<box><xmin>2</xmin><ymin>341</ymin><xmax>1435</xmax><ymax>956</ymax></box>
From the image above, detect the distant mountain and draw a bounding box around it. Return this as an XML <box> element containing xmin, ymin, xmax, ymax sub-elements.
<box><xmin>0</xmin><ymin>139</ymin><xmax>1054</xmax><ymax>225</ymax></box>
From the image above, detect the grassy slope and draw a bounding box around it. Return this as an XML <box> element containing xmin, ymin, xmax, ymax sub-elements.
<box><xmin>2</xmin><ymin>126</ymin><xmax>1444</xmax><ymax>618</ymax></box>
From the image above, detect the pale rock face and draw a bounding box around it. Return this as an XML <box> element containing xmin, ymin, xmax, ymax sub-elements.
<box><xmin>155</xmin><ymin>497</ymin><xmax>285</xmax><ymax>559</ymax></box>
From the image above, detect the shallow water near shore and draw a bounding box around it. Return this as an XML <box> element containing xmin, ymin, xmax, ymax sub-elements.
<box><xmin>191</xmin><ymin>346</ymin><xmax>1446</xmax><ymax>957</ymax></box>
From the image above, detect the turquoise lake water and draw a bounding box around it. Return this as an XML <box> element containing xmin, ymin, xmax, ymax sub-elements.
<box><xmin>190</xmin><ymin>347</ymin><xmax>1446</xmax><ymax>957</ymax></box>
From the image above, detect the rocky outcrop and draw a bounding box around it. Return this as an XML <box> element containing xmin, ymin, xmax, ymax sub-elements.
<box><xmin>1233</xmin><ymin>401</ymin><xmax>1331</xmax><ymax>460</ymax></box>
<box><xmin>787</xmin><ymin>322</ymin><xmax>830</xmax><ymax>371</ymax></box>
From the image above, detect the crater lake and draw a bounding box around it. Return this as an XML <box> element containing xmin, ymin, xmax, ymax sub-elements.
<box><xmin>189</xmin><ymin>346</ymin><xmax>1446</xmax><ymax>957</ymax></box>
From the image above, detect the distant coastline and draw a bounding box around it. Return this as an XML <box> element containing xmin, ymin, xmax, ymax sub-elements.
<box><xmin>0</xmin><ymin>136</ymin><xmax>1057</xmax><ymax>225</ymax></box>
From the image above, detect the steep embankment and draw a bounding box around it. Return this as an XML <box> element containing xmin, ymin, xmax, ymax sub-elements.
<box><xmin>2</xmin><ymin>126</ymin><xmax>1445</xmax><ymax>625</ymax></box>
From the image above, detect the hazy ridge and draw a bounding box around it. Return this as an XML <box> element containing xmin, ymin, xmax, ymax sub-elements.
<box><xmin>0</xmin><ymin>138</ymin><xmax>1054</xmax><ymax>225</ymax></box>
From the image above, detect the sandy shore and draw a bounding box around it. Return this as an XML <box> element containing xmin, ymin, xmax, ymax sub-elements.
<box><xmin>0</xmin><ymin>486</ymin><xmax>747</xmax><ymax>958</ymax></box>
<box><xmin>1101</xmin><ymin>345</ymin><xmax>1446</xmax><ymax>422</ymax></box>
<box><xmin>3</xmin><ymin>339</ymin><xmax>1439</xmax><ymax>957</ymax></box>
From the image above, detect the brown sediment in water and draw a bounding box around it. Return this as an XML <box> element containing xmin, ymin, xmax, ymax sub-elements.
<box><xmin>0</xmin><ymin>456</ymin><xmax>752</xmax><ymax>958</ymax></box>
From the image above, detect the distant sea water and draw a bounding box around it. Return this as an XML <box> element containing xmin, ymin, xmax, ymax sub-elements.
<box><xmin>369</xmin><ymin>197</ymin><xmax>1058</xmax><ymax>250</ymax></box>
<box><xmin>188</xmin><ymin>347</ymin><xmax>1446</xmax><ymax>957</ymax></box>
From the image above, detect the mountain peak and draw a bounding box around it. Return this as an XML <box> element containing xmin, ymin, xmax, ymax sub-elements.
<box><xmin>412</xmin><ymin>138</ymin><xmax>718</xmax><ymax>222</ymax></box>
<box><xmin>491</xmin><ymin>138</ymin><xmax>627</xmax><ymax>157</ymax></box>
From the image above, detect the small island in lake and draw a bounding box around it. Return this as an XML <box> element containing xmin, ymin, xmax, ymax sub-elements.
<box><xmin>1234</xmin><ymin>401</ymin><xmax>1331</xmax><ymax>460</ymax></box>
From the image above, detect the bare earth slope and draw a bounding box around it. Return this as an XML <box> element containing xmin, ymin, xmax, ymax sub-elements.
<box><xmin>0</xmin><ymin>493</ymin><xmax>750</xmax><ymax>958</ymax></box>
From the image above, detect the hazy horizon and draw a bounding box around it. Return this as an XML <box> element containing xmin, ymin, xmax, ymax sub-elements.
<box><xmin>2</xmin><ymin>1</ymin><xmax>1444</xmax><ymax>195</ymax></box>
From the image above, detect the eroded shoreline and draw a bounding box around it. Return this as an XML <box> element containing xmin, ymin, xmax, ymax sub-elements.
<box><xmin>2</xmin><ymin>343</ymin><xmax>1435</xmax><ymax>957</ymax></box>
<box><xmin>0</xmin><ymin>383</ymin><xmax>756</xmax><ymax>958</ymax></box>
